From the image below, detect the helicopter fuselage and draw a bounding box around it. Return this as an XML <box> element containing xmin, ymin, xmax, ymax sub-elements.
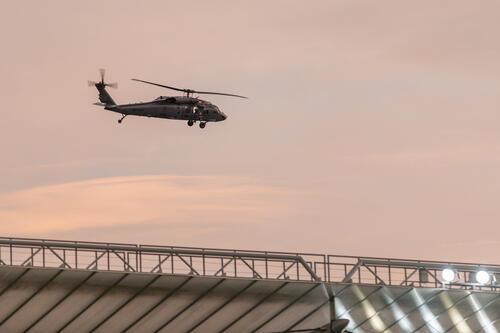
<box><xmin>90</xmin><ymin>70</ymin><xmax>244</xmax><ymax>128</ymax></box>
<box><xmin>105</xmin><ymin>96</ymin><xmax>227</xmax><ymax>123</ymax></box>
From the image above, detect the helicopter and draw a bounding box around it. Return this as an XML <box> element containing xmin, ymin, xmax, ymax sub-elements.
<box><xmin>88</xmin><ymin>69</ymin><xmax>247</xmax><ymax>128</ymax></box>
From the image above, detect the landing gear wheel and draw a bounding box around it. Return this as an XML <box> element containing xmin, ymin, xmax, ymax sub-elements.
<box><xmin>187</xmin><ymin>120</ymin><xmax>194</xmax><ymax>127</ymax></box>
<box><xmin>118</xmin><ymin>115</ymin><xmax>126</xmax><ymax>124</ymax></box>
<box><xmin>118</xmin><ymin>119</ymin><xmax>122</xmax><ymax>124</ymax></box>
<box><xmin>199</xmin><ymin>122</ymin><xmax>206</xmax><ymax>129</ymax></box>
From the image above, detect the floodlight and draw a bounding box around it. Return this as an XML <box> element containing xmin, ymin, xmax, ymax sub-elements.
<box><xmin>475</xmin><ymin>270</ymin><xmax>491</xmax><ymax>284</ymax></box>
<box><xmin>442</xmin><ymin>268</ymin><xmax>455</xmax><ymax>282</ymax></box>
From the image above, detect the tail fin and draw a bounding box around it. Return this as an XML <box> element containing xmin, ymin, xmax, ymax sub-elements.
<box><xmin>95</xmin><ymin>83</ymin><xmax>116</xmax><ymax>106</ymax></box>
<box><xmin>88</xmin><ymin>69</ymin><xmax>118</xmax><ymax>106</ymax></box>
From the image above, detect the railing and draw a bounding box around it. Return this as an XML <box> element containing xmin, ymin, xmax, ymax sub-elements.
<box><xmin>1</xmin><ymin>237</ymin><xmax>500</xmax><ymax>291</ymax></box>
<box><xmin>326</xmin><ymin>255</ymin><xmax>500</xmax><ymax>291</ymax></box>
<box><xmin>0</xmin><ymin>237</ymin><xmax>323</xmax><ymax>282</ymax></box>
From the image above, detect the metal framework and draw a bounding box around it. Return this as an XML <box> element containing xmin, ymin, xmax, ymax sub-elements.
<box><xmin>1</xmin><ymin>237</ymin><xmax>500</xmax><ymax>291</ymax></box>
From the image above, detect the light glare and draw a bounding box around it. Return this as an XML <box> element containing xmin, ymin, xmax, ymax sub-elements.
<box><xmin>442</xmin><ymin>268</ymin><xmax>455</xmax><ymax>282</ymax></box>
<box><xmin>476</xmin><ymin>270</ymin><xmax>491</xmax><ymax>284</ymax></box>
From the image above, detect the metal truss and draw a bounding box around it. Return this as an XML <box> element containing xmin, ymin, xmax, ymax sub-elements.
<box><xmin>1</xmin><ymin>237</ymin><xmax>500</xmax><ymax>292</ymax></box>
<box><xmin>329</xmin><ymin>257</ymin><xmax>500</xmax><ymax>292</ymax></box>
<box><xmin>0</xmin><ymin>238</ymin><xmax>321</xmax><ymax>282</ymax></box>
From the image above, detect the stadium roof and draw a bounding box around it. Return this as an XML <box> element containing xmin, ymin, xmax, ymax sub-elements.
<box><xmin>0</xmin><ymin>237</ymin><xmax>499</xmax><ymax>332</ymax></box>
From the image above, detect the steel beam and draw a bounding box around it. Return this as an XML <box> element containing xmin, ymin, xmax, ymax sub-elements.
<box><xmin>111</xmin><ymin>250</ymin><xmax>136</xmax><ymax>272</ymax></box>
<box><xmin>55</xmin><ymin>273</ymin><xmax>128</xmax><ymax>333</ymax></box>
<box><xmin>0</xmin><ymin>270</ymin><xmax>63</xmax><ymax>328</ymax></box>
<box><xmin>259</xmin><ymin>284</ymin><xmax>352</xmax><ymax>333</ymax></box>
<box><xmin>175</xmin><ymin>254</ymin><xmax>200</xmax><ymax>275</ymax></box>
<box><xmin>46</xmin><ymin>247</ymin><xmax>71</xmax><ymax>269</ymax></box>
<box><xmin>20</xmin><ymin>248</ymin><xmax>41</xmax><ymax>267</ymax></box>
<box><xmin>122</xmin><ymin>276</ymin><xmax>193</xmax><ymax>333</ymax></box>
<box><xmin>381</xmin><ymin>290</ymin><xmax>445</xmax><ymax>332</ymax></box>
<box><xmin>337</xmin><ymin>286</ymin><xmax>383</xmax><ymax>318</ymax></box>
<box><xmin>352</xmin><ymin>287</ymin><xmax>414</xmax><ymax>330</ymax></box>
<box><xmin>89</xmin><ymin>274</ymin><xmax>162</xmax><ymax>332</ymax></box>
<box><xmin>150</xmin><ymin>255</ymin><xmax>170</xmax><ymax>273</ymax></box>
<box><xmin>153</xmin><ymin>279</ymin><xmax>225</xmax><ymax>333</ymax></box>
<box><xmin>186</xmin><ymin>280</ymin><xmax>257</xmax><ymax>332</ymax></box>
<box><xmin>282</xmin><ymin>299</ymin><xmax>329</xmax><ymax>332</ymax></box>
<box><xmin>238</xmin><ymin>257</ymin><xmax>262</xmax><ymax>279</ymax></box>
<box><xmin>250</xmin><ymin>283</ymin><xmax>323</xmax><ymax>333</ymax></box>
<box><xmin>362</xmin><ymin>264</ymin><xmax>387</xmax><ymax>285</ymax></box>
<box><xmin>342</xmin><ymin>261</ymin><xmax>363</xmax><ymax>283</ymax></box>
<box><xmin>442</xmin><ymin>293</ymin><xmax>500</xmax><ymax>333</ymax></box>
<box><xmin>409</xmin><ymin>292</ymin><xmax>472</xmax><ymax>332</ymax></box>
<box><xmin>85</xmin><ymin>251</ymin><xmax>106</xmax><ymax>270</ymax></box>
<box><xmin>0</xmin><ymin>268</ymin><xmax>29</xmax><ymax>298</ymax></box>
<box><xmin>476</xmin><ymin>315</ymin><xmax>500</xmax><ymax>333</ymax></box>
<box><xmin>214</xmin><ymin>258</ymin><xmax>234</xmax><ymax>277</ymax></box>
<box><xmin>276</xmin><ymin>261</ymin><xmax>296</xmax><ymax>280</ymax></box>
<box><xmin>218</xmin><ymin>282</ymin><xmax>289</xmax><ymax>333</ymax></box>
<box><xmin>24</xmin><ymin>271</ymin><xmax>97</xmax><ymax>333</ymax></box>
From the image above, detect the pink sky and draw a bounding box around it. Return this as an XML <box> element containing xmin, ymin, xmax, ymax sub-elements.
<box><xmin>1</xmin><ymin>1</ymin><xmax>500</xmax><ymax>263</ymax></box>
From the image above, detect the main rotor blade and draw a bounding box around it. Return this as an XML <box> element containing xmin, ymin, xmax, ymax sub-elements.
<box><xmin>131</xmin><ymin>79</ymin><xmax>187</xmax><ymax>93</ymax></box>
<box><xmin>132</xmin><ymin>78</ymin><xmax>248</xmax><ymax>99</ymax></box>
<box><xmin>194</xmin><ymin>90</ymin><xmax>248</xmax><ymax>99</ymax></box>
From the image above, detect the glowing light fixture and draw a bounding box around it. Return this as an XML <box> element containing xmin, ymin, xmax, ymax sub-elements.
<box><xmin>475</xmin><ymin>270</ymin><xmax>491</xmax><ymax>284</ymax></box>
<box><xmin>442</xmin><ymin>268</ymin><xmax>455</xmax><ymax>282</ymax></box>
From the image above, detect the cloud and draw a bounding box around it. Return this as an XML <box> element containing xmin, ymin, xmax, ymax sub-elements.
<box><xmin>0</xmin><ymin>175</ymin><xmax>302</xmax><ymax>238</ymax></box>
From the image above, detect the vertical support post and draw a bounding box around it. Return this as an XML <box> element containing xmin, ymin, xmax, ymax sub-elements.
<box><xmin>296</xmin><ymin>257</ymin><xmax>300</xmax><ymax>280</ymax></box>
<box><xmin>171</xmin><ymin>251</ymin><xmax>174</xmax><ymax>274</ymax></box>
<box><xmin>323</xmin><ymin>255</ymin><xmax>327</xmax><ymax>283</ymax></box>
<box><xmin>202</xmin><ymin>253</ymin><xmax>206</xmax><ymax>276</ymax></box>
<box><xmin>265</xmin><ymin>254</ymin><xmax>268</xmax><ymax>279</ymax></box>
<box><xmin>234</xmin><ymin>255</ymin><xmax>237</xmax><ymax>278</ymax></box>
<box><xmin>139</xmin><ymin>249</ymin><xmax>142</xmax><ymax>273</ymax></box>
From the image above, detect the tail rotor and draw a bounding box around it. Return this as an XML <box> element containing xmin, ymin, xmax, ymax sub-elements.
<box><xmin>89</xmin><ymin>68</ymin><xmax>118</xmax><ymax>106</ymax></box>
<box><xmin>88</xmin><ymin>68</ymin><xmax>118</xmax><ymax>88</ymax></box>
